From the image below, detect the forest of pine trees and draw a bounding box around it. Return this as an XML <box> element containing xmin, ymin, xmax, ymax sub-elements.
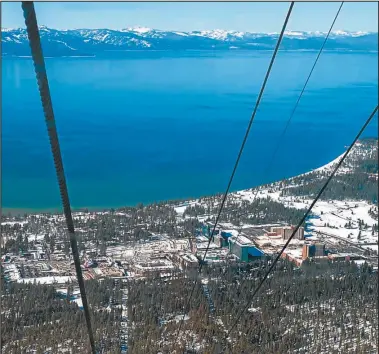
<box><xmin>2</xmin><ymin>260</ymin><xmax>377</xmax><ymax>353</ymax></box>
<box><xmin>1</xmin><ymin>278</ymin><xmax>122</xmax><ymax>353</ymax></box>
<box><xmin>278</xmin><ymin>138</ymin><xmax>378</xmax><ymax>203</ymax></box>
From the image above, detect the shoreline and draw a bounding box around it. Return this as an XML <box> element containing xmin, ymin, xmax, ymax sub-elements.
<box><xmin>2</xmin><ymin>137</ymin><xmax>377</xmax><ymax>216</ymax></box>
<box><xmin>2</xmin><ymin>206</ymin><xmax>108</xmax><ymax>216</ymax></box>
<box><xmin>2</xmin><ymin>49</ymin><xmax>378</xmax><ymax>59</ymax></box>
<box><xmin>0</xmin><ymin>161</ymin><xmax>335</xmax><ymax>216</ymax></box>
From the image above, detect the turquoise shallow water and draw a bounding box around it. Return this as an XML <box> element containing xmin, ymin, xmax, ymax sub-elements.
<box><xmin>2</xmin><ymin>50</ymin><xmax>378</xmax><ymax>210</ymax></box>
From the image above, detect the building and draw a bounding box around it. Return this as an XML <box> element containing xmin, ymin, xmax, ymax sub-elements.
<box><xmin>282</xmin><ymin>251</ymin><xmax>303</xmax><ymax>267</ymax></box>
<box><xmin>302</xmin><ymin>243</ymin><xmax>325</xmax><ymax>260</ymax></box>
<box><xmin>220</xmin><ymin>231</ymin><xmax>233</xmax><ymax>239</ymax></box>
<box><xmin>271</xmin><ymin>227</ymin><xmax>283</xmax><ymax>235</ymax></box>
<box><xmin>271</xmin><ymin>226</ymin><xmax>305</xmax><ymax>241</ymax></box>
<box><xmin>213</xmin><ymin>235</ymin><xmax>228</xmax><ymax>248</ymax></box>
<box><xmin>169</xmin><ymin>253</ymin><xmax>198</xmax><ymax>268</ymax></box>
<box><xmin>188</xmin><ymin>236</ymin><xmax>197</xmax><ymax>253</ymax></box>
<box><xmin>179</xmin><ymin>253</ymin><xmax>198</xmax><ymax>268</ymax></box>
<box><xmin>228</xmin><ymin>236</ymin><xmax>265</xmax><ymax>262</ymax></box>
<box><xmin>132</xmin><ymin>257</ymin><xmax>176</xmax><ymax>276</ymax></box>
<box><xmin>201</xmin><ymin>223</ymin><xmax>220</xmax><ymax>237</ymax></box>
<box><xmin>328</xmin><ymin>253</ymin><xmax>363</xmax><ymax>262</ymax></box>
<box><xmin>302</xmin><ymin>244</ymin><xmax>310</xmax><ymax>260</ymax></box>
<box><xmin>314</xmin><ymin>243</ymin><xmax>325</xmax><ymax>257</ymax></box>
<box><xmin>229</xmin><ymin>236</ymin><xmax>251</xmax><ymax>262</ymax></box>
<box><xmin>195</xmin><ymin>236</ymin><xmax>219</xmax><ymax>254</ymax></box>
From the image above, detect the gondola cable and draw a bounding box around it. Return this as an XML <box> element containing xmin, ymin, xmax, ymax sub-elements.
<box><xmin>225</xmin><ymin>105</ymin><xmax>378</xmax><ymax>338</ymax></box>
<box><xmin>214</xmin><ymin>1</ymin><xmax>344</xmax><ymax>251</ymax></box>
<box><xmin>21</xmin><ymin>2</ymin><xmax>97</xmax><ymax>353</ymax></box>
<box><xmin>175</xmin><ymin>1</ymin><xmax>295</xmax><ymax>341</ymax></box>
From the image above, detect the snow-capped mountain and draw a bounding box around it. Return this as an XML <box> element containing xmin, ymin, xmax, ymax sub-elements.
<box><xmin>2</xmin><ymin>26</ymin><xmax>377</xmax><ymax>57</ymax></box>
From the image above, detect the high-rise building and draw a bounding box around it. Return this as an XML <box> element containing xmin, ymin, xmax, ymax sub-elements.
<box><xmin>214</xmin><ymin>235</ymin><xmax>228</xmax><ymax>248</ymax></box>
<box><xmin>270</xmin><ymin>227</ymin><xmax>283</xmax><ymax>235</ymax></box>
<box><xmin>297</xmin><ymin>227</ymin><xmax>305</xmax><ymax>240</ymax></box>
<box><xmin>228</xmin><ymin>236</ymin><xmax>265</xmax><ymax>262</ymax></box>
<box><xmin>302</xmin><ymin>243</ymin><xmax>325</xmax><ymax>260</ymax></box>
<box><xmin>314</xmin><ymin>243</ymin><xmax>325</xmax><ymax>257</ymax></box>
<box><xmin>302</xmin><ymin>244</ymin><xmax>309</xmax><ymax>260</ymax></box>
<box><xmin>280</xmin><ymin>226</ymin><xmax>305</xmax><ymax>240</ymax></box>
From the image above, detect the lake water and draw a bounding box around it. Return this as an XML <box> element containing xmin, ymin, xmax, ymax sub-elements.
<box><xmin>2</xmin><ymin>50</ymin><xmax>378</xmax><ymax>211</ymax></box>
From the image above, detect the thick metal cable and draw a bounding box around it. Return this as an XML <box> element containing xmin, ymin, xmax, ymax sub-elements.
<box><xmin>21</xmin><ymin>3</ymin><xmax>96</xmax><ymax>353</ymax></box>
<box><xmin>261</xmin><ymin>1</ymin><xmax>344</xmax><ymax>191</ymax></box>
<box><xmin>226</xmin><ymin>105</ymin><xmax>378</xmax><ymax>337</ymax></box>
<box><xmin>175</xmin><ymin>2</ymin><xmax>295</xmax><ymax>341</ymax></box>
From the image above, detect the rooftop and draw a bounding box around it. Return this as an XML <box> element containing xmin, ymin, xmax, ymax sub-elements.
<box><xmin>230</xmin><ymin>235</ymin><xmax>254</xmax><ymax>246</ymax></box>
<box><xmin>180</xmin><ymin>253</ymin><xmax>198</xmax><ymax>263</ymax></box>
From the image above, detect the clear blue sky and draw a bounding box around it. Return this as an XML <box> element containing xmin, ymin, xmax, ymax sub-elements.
<box><xmin>1</xmin><ymin>2</ymin><xmax>378</xmax><ymax>32</ymax></box>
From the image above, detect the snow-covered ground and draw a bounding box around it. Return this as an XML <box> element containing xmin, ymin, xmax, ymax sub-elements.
<box><xmin>17</xmin><ymin>276</ymin><xmax>75</xmax><ymax>285</ymax></box>
<box><xmin>262</xmin><ymin>194</ymin><xmax>378</xmax><ymax>247</ymax></box>
<box><xmin>184</xmin><ymin>185</ymin><xmax>377</xmax><ymax>253</ymax></box>
<box><xmin>1</xmin><ymin>221</ymin><xmax>28</xmax><ymax>226</ymax></box>
<box><xmin>27</xmin><ymin>234</ymin><xmax>46</xmax><ymax>242</ymax></box>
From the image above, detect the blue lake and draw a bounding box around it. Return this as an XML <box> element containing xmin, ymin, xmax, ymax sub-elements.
<box><xmin>2</xmin><ymin>50</ymin><xmax>378</xmax><ymax>210</ymax></box>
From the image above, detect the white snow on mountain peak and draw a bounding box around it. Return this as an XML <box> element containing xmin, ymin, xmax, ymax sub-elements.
<box><xmin>331</xmin><ymin>30</ymin><xmax>370</xmax><ymax>37</ymax></box>
<box><xmin>2</xmin><ymin>28</ymin><xmax>20</xmax><ymax>32</ymax></box>
<box><xmin>190</xmin><ymin>29</ymin><xmax>246</xmax><ymax>41</ymax></box>
<box><xmin>172</xmin><ymin>31</ymin><xmax>189</xmax><ymax>37</ymax></box>
<box><xmin>38</xmin><ymin>25</ymin><xmax>50</xmax><ymax>31</ymax></box>
<box><xmin>1</xmin><ymin>26</ymin><xmax>375</xmax><ymax>39</ymax></box>
<box><xmin>126</xmin><ymin>27</ymin><xmax>153</xmax><ymax>33</ymax></box>
<box><xmin>1</xmin><ymin>26</ymin><xmax>376</xmax><ymax>55</ymax></box>
<box><xmin>284</xmin><ymin>30</ymin><xmax>306</xmax><ymax>36</ymax></box>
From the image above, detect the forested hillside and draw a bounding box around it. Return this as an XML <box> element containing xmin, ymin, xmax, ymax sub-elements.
<box><xmin>1</xmin><ymin>261</ymin><xmax>377</xmax><ymax>353</ymax></box>
<box><xmin>279</xmin><ymin>138</ymin><xmax>378</xmax><ymax>202</ymax></box>
<box><xmin>1</xmin><ymin>279</ymin><xmax>121</xmax><ymax>353</ymax></box>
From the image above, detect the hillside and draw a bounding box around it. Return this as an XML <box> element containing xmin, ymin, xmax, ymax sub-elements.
<box><xmin>279</xmin><ymin>138</ymin><xmax>378</xmax><ymax>202</ymax></box>
<box><xmin>2</xmin><ymin>26</ymin><xmax>378</xmax><ymax>57</ymax></box>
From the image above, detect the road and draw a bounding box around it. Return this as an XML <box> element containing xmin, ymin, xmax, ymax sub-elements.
<box><xmin>315</xmin><ymin>230</ymin><xmax>377</xmax><ymax>251</ymax></box>
<box><xmin>315</xmin><ymin>230</ymin><xmax>378</xmax><ymax>264</ymax></box>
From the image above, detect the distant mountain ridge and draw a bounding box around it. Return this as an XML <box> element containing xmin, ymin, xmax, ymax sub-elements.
<box><xmin>2</xmin><ymin>26</ymin><xmax>378</xmax><ymax>57</ymax></box>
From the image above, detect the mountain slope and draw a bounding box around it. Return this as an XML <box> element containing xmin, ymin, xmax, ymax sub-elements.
<box><xmin>2</xmin><ymin>26</ymin><xmax>378</xmax><ymax>57</ymax></box>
